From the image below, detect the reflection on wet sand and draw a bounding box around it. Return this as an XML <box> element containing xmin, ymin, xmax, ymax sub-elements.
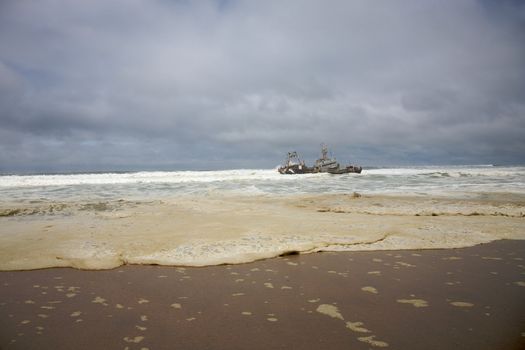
<box><xmin>4</xmin><ymin>240</ymin><xmax>522</xmax><ymax>349</ymax></box>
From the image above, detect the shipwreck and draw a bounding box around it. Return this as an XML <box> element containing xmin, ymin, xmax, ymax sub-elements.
<box><xmin>278</xmin><ymin>144</ymin><xmax>362</xmax><ymax>175</ymax></box>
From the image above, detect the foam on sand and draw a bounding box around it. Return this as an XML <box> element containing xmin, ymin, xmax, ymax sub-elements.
<box><xmin>0</xmin><ymin>193</ymin><xmax>524</xmax><ymax>270</ymax></box>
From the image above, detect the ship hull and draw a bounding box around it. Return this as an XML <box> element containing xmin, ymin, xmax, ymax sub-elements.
<box><xmin>326</xmin><ymin>166</ymin><xmax>362</xmax><ymax>174</ymax></box>
<box><xmin>278</xmin><ymin>164</ymin><xmax>315</xmax><ymax>174</ymax></box>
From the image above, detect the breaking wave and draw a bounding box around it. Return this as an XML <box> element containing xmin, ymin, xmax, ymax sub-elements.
<box><xmin>0</xmin><ymin>166</ymin><xmax>524</xmax><ymax>202</ymax></box>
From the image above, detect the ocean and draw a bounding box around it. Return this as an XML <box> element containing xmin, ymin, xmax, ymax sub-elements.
<box><xmin>1</xmin><ymin>165</ymin><xmax>524</xmax><ymax>202</ymax></box>
<box><xmin>1</xmin><ymin>165</ymin><xmax>524</xmax><ymax>271</ymax></box>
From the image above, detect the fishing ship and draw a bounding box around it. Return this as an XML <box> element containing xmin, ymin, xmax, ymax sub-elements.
<box><xmin>278</xmin><ymin>144</ymin><xmax>362</xmax><ymax>174</ymax></box>
<box><xmin>277</xmin><ymin>151</ymin><xmax>314</xmax><ymax>174</ymax></box>
<box><xmin>314</xmin><ymin>144</ymin><xmax>362</xmax><ymax>174</ymax></box>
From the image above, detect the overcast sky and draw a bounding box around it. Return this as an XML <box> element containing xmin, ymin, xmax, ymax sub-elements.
<box><xmin>0</xmin><ymin>0</ymin><xmax>524</xmax><ymax>172</ymax></box>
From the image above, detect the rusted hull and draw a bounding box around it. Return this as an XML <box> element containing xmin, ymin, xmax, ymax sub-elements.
<box><xmin>279</xmin><ymin>165</ymin><xmax>362</xmax><ymax>174</ymax></box>
<box><xmin>278</xmin><ymin>165</ymin><xmax>315</xmax><ymax>174</ymax></box>
<box><xmin>326</xmin><ymin>166</ymin><xmax>362</xmax><ymax>174</ymax></box>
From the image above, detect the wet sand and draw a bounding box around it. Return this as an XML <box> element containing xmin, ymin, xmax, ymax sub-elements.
<box><xmin>1</xmin><ymin>239</ymin><xmax>524</xmax><ymax>350</ymax></box>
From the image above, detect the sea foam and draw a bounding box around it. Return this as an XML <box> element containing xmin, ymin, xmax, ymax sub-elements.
<box><xmin>1</xmin><ymin>166</ymin><xmax>524</xmax><ymax>270</ymax></box>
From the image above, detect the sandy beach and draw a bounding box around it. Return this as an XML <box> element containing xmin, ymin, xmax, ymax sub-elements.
<box><xmin>1</xmin><ymin>239</ymin><xmax>524</xmax><ymax>349</ymax></box>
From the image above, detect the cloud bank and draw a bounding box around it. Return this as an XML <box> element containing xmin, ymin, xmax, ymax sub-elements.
<box><xmin>1</xmin><ymin>0</ymin><xmax>524</xmax><ymax>172</ymax></box>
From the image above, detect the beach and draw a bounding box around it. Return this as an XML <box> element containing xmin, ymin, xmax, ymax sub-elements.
<box><xmin>1</xmin><ymin>239</ymin><xmax>524</xmax><ymax>349</ymax></box>
<box><xmin>1</xmin><ymin>168</ymin><xmax>525</xmax><ymax>348</ymax></box>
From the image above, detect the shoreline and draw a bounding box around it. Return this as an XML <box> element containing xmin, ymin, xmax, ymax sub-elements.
<box><xmin>1</xmin><ymin>239</ymin><xmax>524</xmax><ymax>349</ymax></box>
<box><xmin>1</xmin><ymin>237</ymin><xmax>523</xmax><ymax>273</ymax></box>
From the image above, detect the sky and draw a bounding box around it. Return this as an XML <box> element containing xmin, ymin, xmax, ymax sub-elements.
<box><xmin>0</xmin><ymin>0</ymin><xmax>524</xmax><ymax>172</ymax></box>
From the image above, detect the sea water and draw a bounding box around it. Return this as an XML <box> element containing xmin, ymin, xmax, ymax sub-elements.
<box><xmin>1</xmin><ymin>166</ymin><xmax>524</xmax><ymax>270</ymax></box>
<box><xmin>1</xmin><ymin>165</ymin><xmax>524</xmax><ymax>202</ymax></box>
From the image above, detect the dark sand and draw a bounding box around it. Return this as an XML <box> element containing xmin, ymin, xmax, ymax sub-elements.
<box><xmin>1</xmin><ymin>239</ymin><xmax>524</xmax><ymax>350</ymax></box>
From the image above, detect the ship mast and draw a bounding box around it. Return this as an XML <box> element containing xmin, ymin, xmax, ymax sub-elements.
<box><xmin>321</xmin><ymin>143</ymin><xmax>328</xmax><ymax>160</ymax></box>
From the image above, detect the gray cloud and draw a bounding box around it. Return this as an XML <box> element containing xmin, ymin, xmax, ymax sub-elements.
<box><xmin>0</xmin><ymin>0</ymin><xmax>524</xmax><ymax>172</ymax></box>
